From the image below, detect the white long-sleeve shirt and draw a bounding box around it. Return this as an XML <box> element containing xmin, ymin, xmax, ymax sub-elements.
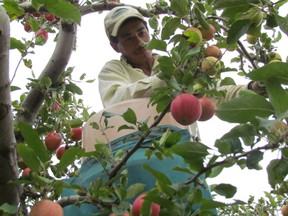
<box><xmin>98</xmin><ymin>55</ymin><xmax>248</xmax><ymax>138</ymax></box>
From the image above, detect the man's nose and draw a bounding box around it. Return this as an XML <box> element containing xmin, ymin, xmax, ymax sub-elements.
<box><xmin>135</xmin><ymin>35</ymin><xmax>145</xmax><ymax>46</ymax></box>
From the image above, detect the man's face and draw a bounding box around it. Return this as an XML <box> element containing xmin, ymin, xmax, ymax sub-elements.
<box><xmin>112</xmin><ymin>18</ymin><xmax>152</xmax><ymax>65</ymax></box>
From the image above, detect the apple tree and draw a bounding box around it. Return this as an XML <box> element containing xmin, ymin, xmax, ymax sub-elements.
<box><xmin>0</xmin><ymin>0</ymin><xmax>288</xmax><ymax>215</ymax></box>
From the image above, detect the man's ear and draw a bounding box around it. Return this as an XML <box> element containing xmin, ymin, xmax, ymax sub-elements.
<box><xmin>110</xmin><ymin>41</ymin><xmax>120</xmax><ymax>53</ymax></box>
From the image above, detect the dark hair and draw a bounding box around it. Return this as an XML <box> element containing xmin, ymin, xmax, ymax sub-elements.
<box><xmin>109</xmin><ymin>17</ymin><xmax>148</xmax><ymax>43</ymax></box>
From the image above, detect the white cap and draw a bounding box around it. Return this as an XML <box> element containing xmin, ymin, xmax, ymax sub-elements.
<box><xmin>104</xmin><ymin>6</ymin><xmax>145</xmax><ymax>39</ymax></box>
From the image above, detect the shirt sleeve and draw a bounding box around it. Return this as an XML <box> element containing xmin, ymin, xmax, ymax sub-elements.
<box><xmin>98</xmin><ymin>60</ymin><xmax>166</xmax><ymax>108</ymax></box>
<box><xmin>215</xmin><ymin>84</ymin><xmax>248</xmax><ymax>105</ymax></box>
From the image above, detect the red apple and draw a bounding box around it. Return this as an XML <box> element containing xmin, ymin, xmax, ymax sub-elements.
<box><xmin>44</xmin><ymin>13</ymin><xmax>56</xmax><ymax>22</ymax></box>
<box><xmin>32</xmin><ymin>12</ymin><xmax>41</xmax><ymax>18</ymax></box>
<box><xmin>56</xmin><ymin>146</ymin><xmax>67</xmax><ymax>160</ymax></box>
<box><xmin>54</xmin><ymin>103</ymin><xmax>60</xmax><ymax>111</ymax></box>
<box><xmin>132</xmin><ymin>194</ymin><xmax>160</xmax><ymax>216</ymax></box>
<box><xmin>70</xmin><ymin>127</ymin><xmax>82</xmax><ymax>141</ymax></box>
<box><xmin>199</xmin><ymin>24</ymin><xmax>215</xmax><ymax>41</ymax></box>
<box><xmin>109</xmin><ymin>213</ymin><xmax>129</xmax><ymax>216</ymax></box>
<box><xmin>282</xmin><ymin>204</ymin><xmax>288</xmax><ymax>216</ymax></box>
<box><xmin>198</xmin><ymin>97</ymin><xmax>216</xmax><ymax>121</ymax></box>
<box><xmin>24</xmin><ymin>22</ymin><xmax>32</xmax><ymax>32</ymax></box>
<box><xmin>170</xmin><ymin>93</ymin><xmax>202</xmax><ymax>126</ymax></box>
<box><xmin>35</xmin><ymin>29</ymin><xmax>48</xmax><ymax>45</ymax></box>
<box><xmin>22</xmin><ymin>168</ymin><xmax>31</xmax><ymax>177</ymax></box>
<box><xmin>45</xmin><ymin>132</ymin><xmax>62</xmax><ymax>151</ymax></box>
<box><xmin>204</xmin><ymin>45</ymin><xmax>222</xmax><ymax>59</ymax></box>
<box><xmin>30</xmin><ymin>200</ymin><xmax>63</xmax><ymax>216</ymax></box>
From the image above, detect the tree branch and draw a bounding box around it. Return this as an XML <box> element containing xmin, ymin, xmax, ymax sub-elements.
<box><xmin>15</xmin><ymin>21</ymin><xmax>77</xmax><ymax>124</ymax></box>
<box><xmin>108</xmin><ymin>102</ymin><xmax>171</xmax><ymax>179</ymax></box>
<box><xmin>185</xmin><ymin>142</ymin><xmax>278</xmax><ymax>186</ymax></box>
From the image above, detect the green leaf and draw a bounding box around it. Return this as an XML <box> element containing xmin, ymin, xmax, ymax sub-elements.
<box><xmin>247</xmin><ymin>62</ymin><xmax>288</xmax><ymax>84</ymax></box>
<box><xmin>220</xmin><ymin>123</ymin><xmax>257</xmax><ymax>146</ymax></box>
<box><xmin>2</xmin><ymin>0</ymin><xmax>25</xmax><ymax>18</ymax></box>
<box><xmin>194</xmin><ymin>5</ymin><xmax>210</xmax><ymax>30</ymax></box>
<box><xmin>227</xmin><ymin>19</ymin><xmax>251</xmax><ymax>44</ymax></box>
<box><xmin>56</xmin><ymin>147</ymin><xmax>85</xmax><ymax>172</ymax></box>
<box><xmin>267</xmin><ymin>159</ymin><xmax>288</xmax><ymax>188</ymax></box>
<box><xmin>266</xmin><ymin>78</ymin><xmax>288</xmax><ymax>117</ymax></box>
<box><xmin>213</xmin><ymin>0</ymin><xmax>259</xmax><ymax>9</ymax></box>
<box><xmin>212</xmin><ymin>183</ymin><xmax>237</xmax><ymax>198</ymax></box>
<box><xmin>122</xmin><ymin>108</ymin><xmax>137</xmax><ymax>125</ymax></box>
<box><xmin>39</xmin><ymin>77</ymin><xmax>52</xmax><ymax>88</ymax></box>
<box><xmin>148</xmin><ymin>17</ymin><xmax>158</xmax><ymax>30</ymax></box>
<box><xmin>246</xmin><ymin>150</ymin><xmax>263</xmax><ymax>170</ymax></box>
<box><xmin>170</xmin><ymin>142</ymin><xmax>209</xmax><ymax>171</ymax></box>
<box><xmin>142</xmin><ymin>165</ymin><xmax>174</xmax><ymax>196</ymax></box>
<box><xmin>170</xmin><ymin>0</ymin><xmax>189</xmax><ymax>17</ymax></box>
<box><xmin>161</xmin><ymin>17</ymin><xmax>181</xmax><ymax>40</ymax></box>
<box><xmin>17</xmin><ymin>144</ymin><xmax>41</xmax><ymax>172</ymax></box>
<box><xmin>144</xmin><ymin>193</ymin><xmax>175</xmax><ymax>210</ymax></box>
<box><xmin>215</xmin><ymin>137</ymin><xmax>243</xmax><ymax>155</ymax></box>
<box><xmin>44</xmin><ymin>0</ymin><xmax>81</xmax><ymax>25</ymax></box>
<box><xmin>67</xmin><ymin>118</ymin><xmax>83</xmax><ymax>128</ymax></box>
<box><xmin>216</xmin><ymin>91</ymin><xmax>274</xmax><ymax>123</ymax></box>
<box><xmin>146</xmin><ymin>38</ymin><xmax>167</xmax><ymax>52</ymax></box>
<box><xmin>66</xmin><ymin>82</ymin><xmax>83</xmax><ymax>95</ymax></box>
<box><xmin>126</xmin><ymin>183</ymin><xmax>145</xmax><ymax>199</ymax></box>
<box><xmin>157</xmin><ymin>56</ymin><xmax>176</xmax><ymax>74</ymax></box>
<box><xmin>10</xmin><ymin>86</ymin><xmax>21</xmax><ymax>92</ymax></box>
<box><xmin>31</xmin><ymin>0</ymin><xmax>43</xmax><ymax>10</ymax></box>
<box><xmin>275</xmin><ymin>14</ymin><xmax>288</xmax><ymax>37</ymax></box>
<box><xmin>10</xmin><ymin>38</ymin><xmax>26</xmax><ymax>51</ymax></box>
<box><xmin>0</xmin><ymin>203</ymin><xmax>18</xmax><ymax>215</ymax></box>
<box><xmin>18</xmin><ymin>122</ymin><xmax>50</xmax><ymax>163</ymax></box>
<box><xmin>220</xmin><ymin>77</ymin><xmax>236</xmax><ymax>86</ymax></box>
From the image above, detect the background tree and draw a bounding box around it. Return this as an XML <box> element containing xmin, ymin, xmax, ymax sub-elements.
<box><xmin>0</xmin><ymin>0</ymin><xmax>288</xmax><ymax>215</ymax></box>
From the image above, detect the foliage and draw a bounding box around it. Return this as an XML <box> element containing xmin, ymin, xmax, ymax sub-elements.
<box><xmin>0</xmin><ymin>0</ymin><xmax>288</xmax><ymax>215</ymax></box>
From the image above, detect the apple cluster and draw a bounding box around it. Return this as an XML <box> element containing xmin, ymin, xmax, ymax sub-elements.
<box><xmin>170</xmin><ymin>93</ymin><xmax>216</xmax><ymax>126</ymax></box>
<box><xmin>183</xmin><ymin>24</ymin><xmax>223</xmax><ymax>77</ymax></box>
<box><xmin>23</xmin><ymin>12</ymin><xmax>58</xmax><ymax>45</ymax></box>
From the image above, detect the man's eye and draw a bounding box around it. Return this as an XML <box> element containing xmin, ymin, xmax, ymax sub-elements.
<box><xmin>139</xmin><ymin>31</ymin><xmax>146</xmax><ymax>36</ymax></box>
<box><xmin>123</xmin><ymin>36</ymin><xmax>132</xmax><ymax>41</ymax></box>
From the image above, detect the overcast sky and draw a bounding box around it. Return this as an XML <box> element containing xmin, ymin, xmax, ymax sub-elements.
<box><xmin>8</xmin><ymin>0</ymin><xmax>288</xmax><ymax>203</ymax></box>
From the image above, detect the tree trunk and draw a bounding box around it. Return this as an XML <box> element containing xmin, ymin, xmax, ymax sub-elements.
<box><xmin>0</xmin><ymin>6</ymin><xmax>21</xmax><ymax>208</ymax></box>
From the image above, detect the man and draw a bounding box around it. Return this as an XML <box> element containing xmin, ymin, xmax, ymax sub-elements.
<box><xmin>63</xmin><ymin>6</ymin><xmax>262</xmax><ymax>215</ymax></box>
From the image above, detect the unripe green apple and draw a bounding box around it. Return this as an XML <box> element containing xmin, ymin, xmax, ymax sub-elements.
<box><xmin>170</xmin><ymin>93</ymin><xmax>202</xmax><ymax>125</ymax></box>
<box><xmin>267</xmin><ymin>52</ymin><xmax>282</xmax><ymax>63</ymax></box>
<box><xmin>198</xmin><ymin>97</ymin><xmax>216</xmax><ymax>121</ymax></box>
<box><xmin>246</xmin><ymin>34</ymin><xmax>258</xmax><ymax>44</ymax></box>
<box><xmin>132</xmin><ymin>194</ymin><xmax>160</xmax><ymax>216</ymax></box>
<box><xmin>201</xmin><ymin>56</ymin><xmax>221</xmax><ymax>76</ymax></box>
<box><xmin>183</xmin><ymin>27</ymin><xmax>203</xmax><ymax>46</ymax></box>
<box><xmin>251</xmin><ymin>11</ymin><xmax>264</xmax><ymax>26</ymax></box>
